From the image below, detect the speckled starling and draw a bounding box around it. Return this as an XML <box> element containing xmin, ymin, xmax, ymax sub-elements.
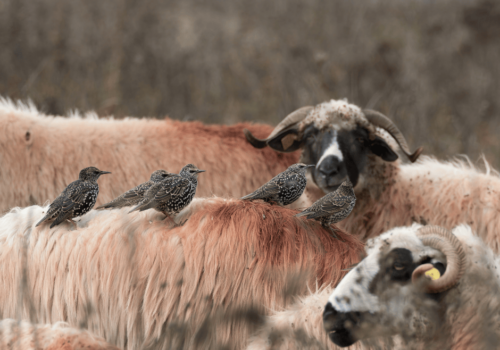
<box><xmin>241</xmin><ymin>163</ymin><xmax>315</xmax><ymax>206</ymax></box>
<box><xmin>96</xmin><ymin>170</ymin><xmax>173</xmax><ymax>210</ymax></box>
<box><xmin>295</xmin><ymin>178</ymin><xmax>356</xmax><ymax>239</ymax></box>
<box><xmin>129</xmin><ymin>164</ymin><xmax>205</xmax><ymax>220</ymax></box>
<box><xmin>35</xmin><ymin>167</ymin><xmax>111</xmax><ymax>229</ymax></box>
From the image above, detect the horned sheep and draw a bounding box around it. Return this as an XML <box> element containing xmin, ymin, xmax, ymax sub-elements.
<box><xmin>245</xmin><ymin>99</ymin><xmax>500</xmax><ymax>253</ymax></box>
<box><xmin>248</xmin><ymin>224</ymin><xmax>500</xmax><ymax>350</ymax></box>
<box><xmin>5</xmin><ymin>97</ymin><xmax>500</xmax><ymax>255</ymax></box>
<box><xmin>0</xmin><ymin>198</ymin><xmax>362</xmax><ymax>349</ymax></box>
<box><xmin>0</xmin><ymin>97</ymin><xmax>298</xmax><ymax>213</ymax></box>
<box><xmin>0</xmin><ymin>319</ymin><xmax>120</xmax><ymax>350</ymax></box>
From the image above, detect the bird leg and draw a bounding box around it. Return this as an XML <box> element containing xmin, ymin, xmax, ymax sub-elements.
<box><xmin>163</xmin><ymin>214</ymin><xmax>186</xmax><ymax>227</ymax></box>
<box><xmin>67</xmin><ymin>219</ymin><xmax>78</xmax><ymax>230</ymax></box>
<box><xmin>327</xmin><ymin>225</ymin><xmax>345</xmax><ymax>242</ymax></box>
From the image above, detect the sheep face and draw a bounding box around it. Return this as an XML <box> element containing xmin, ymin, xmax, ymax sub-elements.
<box><xmin>301</xmin><ymin>123</ymin><xmax>397</xmax><ymax>191</ymax></box>
<box><xmin>244</xmin><ymin>100</ymin><xmax>412</xmax><ymax>193</ymax></box>
<box><xmin>323</xmin><ymin>225</ymin><xmax>448</xmax><ymax>347</ymax></box>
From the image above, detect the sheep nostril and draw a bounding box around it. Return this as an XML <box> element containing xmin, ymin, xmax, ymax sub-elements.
<box><xmin>319</xmin><ymin>156</ymin><xmax>341</xmax><ymax>176</ymax></box>
<box><xmin>323</xmin><ymin>302</ymin><xmax>338</xmax><ymax>319</ymax></box>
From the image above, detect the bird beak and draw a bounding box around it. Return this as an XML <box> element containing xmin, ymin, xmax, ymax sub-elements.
<box><xmin>100</xmin><ymin>171</ymin><xmax>111</xmax><ymax>175</ymax></box>
<box><xmin>306</xmin><ymin>165</ymin><xmax>315</xmax><ymax>169</ymax></box>
<box><xmin>196</xmin><ymin>170</ymin><xmax>206</xmax><ymax>173</ymax></box>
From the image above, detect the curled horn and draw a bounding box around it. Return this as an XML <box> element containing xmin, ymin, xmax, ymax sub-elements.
<box><xmin>412</xmin><ymin>226</ymin><xmax>467</xmax><ymax>294</ymax></box>
<box><xmin>244</xmin><ymin>106</ymin><xmax>314</xmax><ymax>149</ymax></box>
<box><xmin>363</xmin><ymin>109</ymin><xmax>423</xmax><ymax>163</ymax></box>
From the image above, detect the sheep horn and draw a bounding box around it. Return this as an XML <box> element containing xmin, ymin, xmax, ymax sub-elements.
<box><xmin>244</xmin><ymin>106</ymin><xmax>314</xmax><ymax>149</ymax></box>
<box><xmin>412</xmin><ymin>226</ymin><xmax>467</xmax><ymax>294</ymax></box>
<box><xmin>363</xmin><ymin>109</ymin><xmax>423</xmax><ymax>163</ymax></box>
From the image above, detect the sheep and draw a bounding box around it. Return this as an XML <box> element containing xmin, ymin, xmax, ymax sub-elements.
<box><xmin>0</xmin><ymin>319</ymin><xmax>120</xmax><ymax>350</ymax></box>
<box><xmin>244</xmin><ymin>99</ymin><xmax>500</xmax><ymax>252</ymax></box>
<box><xmin>323</xmin><ymin>223</ymin><xmax>500</xmax><ymax>349</ymax></box>
<box><xmin>248</xmin><ymin>224</ymin><xmax>500</xmax><ymax>350</ymax></box>
<box><xmin>0</xmin><ymin>97</ymin><xmax>299</xmax><ymax>213</ymax></box>
<box><xmin>0</xmin><ymin>198</ymin><xmax>363</xmax><ymax>350</ymax></box>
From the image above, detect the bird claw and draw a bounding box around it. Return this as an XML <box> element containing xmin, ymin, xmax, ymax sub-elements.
<box><xmin>163</xmin><ymin>215</ymin><xmax>187</xmax><ymax>227</ymax></box>
<box><xmin>328</xmin><ymin>227</ymin><xmax>345</xmax><ymax>242</ymax></box>
<box><xmin>177</xmin><ymin>218</ymin><xmax>189</xmax><ymax>227</ymax></box>
<box><xmin>67</xmin><ymin>219</ymin><xmax>78</xmax><ymax>230</ymax></box>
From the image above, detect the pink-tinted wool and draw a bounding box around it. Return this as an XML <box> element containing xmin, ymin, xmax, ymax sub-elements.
<box><xmin>0</xmin><ymin>198</ymin><xmax>363</xmax><ymax>349</ymax></box>
<box><xmin>0</xmin><ymin>100</ymin><xmax>299</xmax><ymax>213</ymax></box>
<box><xmin>248</xmin><ymin>224</ymin><xmax>500</xmax><ymax>350</ymax></box>
<box><xmin>0</xmin><ymin>319</ymin><xmax>120</xmax><ymax>350</ymax></box>
<box><xmin>332</xmin><ymin>155</ymin><xmax>500</xmax><ymax>253</ymax></box>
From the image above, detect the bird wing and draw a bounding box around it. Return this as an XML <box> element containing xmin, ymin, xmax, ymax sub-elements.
<box><xmin>304</xmin><ymin>194</ymin><xmax>349</xmax><ymax>220</ymax></box>
<box><xmin>59</xmin><ymin>182</ymin><xmax>96</xmax><ymax>213</ymax></box>
<box><xmin>128</xmin><ymin>182</ymin><xmax>164</xmax><ymax>212</ymax></box>
<box><xmin>154</xmin><ymin>177</ymin><xmax>191</xmax><ymax>203</ymax></box>
<box><xmin>241</xmin><ymin>181</ymin><xmax>281</xmax><ymax>200</ymax></box>
<box><xmin>120</xmin><ymin>182</ymin><xmax>152</xmax><ymax>203</ymax></box>
<box><xmin>36</xmin><ymin>180</ymin><xmax>79</xmax><ymax>226</ymax></box>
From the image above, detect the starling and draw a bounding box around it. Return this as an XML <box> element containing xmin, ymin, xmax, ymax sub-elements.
<box><xmin>96</xmin><ymin>170</ymin><xmax>173</xmax><ymax>209</ymax></box>
<box><xmin>35</xmin><ymin>167</ymin><xmax>111</xmax><ymax>229</ymax></box>
<box><xmin>241</xmin><ymin>163</ymin><xmax>315</xmax><ymax>206</ymax></box>
<box><xmin>129</xmin><ymin>164</ymin><xmax>205</xmax><ymax>221</ymax></box>
<box><xmin>295</xmin><ymin>178</ymin><xmax>356</xmax><ymax>240</ymax></box>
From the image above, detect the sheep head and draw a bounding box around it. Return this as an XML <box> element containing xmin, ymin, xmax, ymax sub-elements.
<box><xmin>244</xmin><ymin>99</ymin><xmax>423</xmax><ymax>193</ymax></box>
<box><xmin>322</xmin><ymin>224</ymin><xmax>467</xmax><ymax>347</ymax></box>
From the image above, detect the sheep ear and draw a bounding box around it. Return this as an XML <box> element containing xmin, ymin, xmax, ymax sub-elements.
<box><xmin>267</xmin><ymin>128</ymin><xmax>303</xmax><ymax>153</ymax></box>
<box><xmin>369</xmin><ymin>136</ymin><xmax>398</xmax><ymax>162</ymax></box>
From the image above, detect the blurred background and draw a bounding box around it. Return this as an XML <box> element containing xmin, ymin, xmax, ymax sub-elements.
<box><xmin>1</xmin><ymin>0</ymin><xmax>499</xmax><ymax>165</ymax></box>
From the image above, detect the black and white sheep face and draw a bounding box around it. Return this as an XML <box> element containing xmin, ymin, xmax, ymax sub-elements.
<box><xmin>324</xmin><ymin>225</ymin><xmax>446</xmax><ymax>347</ymax></box>
<box><xmin>244</xmin><ymin>100</ymin><xmax>412</xmax><ymax>194</ymax></box>
<box><xmin>301</xmin><ymin>124</ymin><xmax>398</xmax><ymax>192</ymax></box>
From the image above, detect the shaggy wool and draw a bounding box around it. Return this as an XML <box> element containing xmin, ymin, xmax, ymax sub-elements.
<box><xmin>0</xmin><ymin>197</ymin><xmax>362</xmax><ymax>349</ymax></box>
<box><xmin>0</xmin><ymin>319</ymin><xmax>120</xmax><ymax>350</ymax></box>
<box><xmin>0</xmin><ymin>98</ymin><xmax>299</xmax><ymax>213</ymax></box>
<box><xmin>336</xmin><ymin>155</ymin><xmax>500</xmax><ymax>253</ymax></box>
<box><xmin>248</xmin><ymin>224</ymin><xmax>500</xmax><ymax>350</ymax></box>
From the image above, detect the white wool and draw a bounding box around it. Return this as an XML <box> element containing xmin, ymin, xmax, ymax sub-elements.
<box><xmin>300</xmin><ymin>99</ymin><xmax>365</xmax><ymax>131</ymax></box>
<box><xmin>0</xmin><ymin>96</ymin><xmax>39</xmax><ymax>115</ymax></box>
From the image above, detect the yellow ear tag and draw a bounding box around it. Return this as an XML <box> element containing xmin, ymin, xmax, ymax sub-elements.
<box><xmin>424</xmin><ymin>268</ymin><xmax>441</xmax><ymax>281</ymax></box>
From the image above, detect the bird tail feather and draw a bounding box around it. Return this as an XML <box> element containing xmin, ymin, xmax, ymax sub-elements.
<box><xmin>129</xmin><ymin>201</ymin><xmax>152</xmax><ymax>213</ymax></box>
<box><xmin>96</xmin><ymin>201</ymin><xmax>119</xmax><ymax>210</ymax></box>
<box><xmin>241</xmin><ymin>192</ymin><xmax>260</xmax><ymax>200</ymax></box>
<box><xmin>49</xmin><ymin>212</ymin><xmax>69</xmax><ymax>229</ymax></box>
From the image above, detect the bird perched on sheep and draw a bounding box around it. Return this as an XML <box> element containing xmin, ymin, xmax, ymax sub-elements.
<box><xmin>129</xmin><ymin>164</ymin><xmax>204</xmax><ymax>222</ymax></box>
<box><xmin>244</xmin><ymin>99</ymin><xmax>500</xmax><ymax>253</ymax></box>
<box><xmin>241</xmin><ymin>163</ymin><xmax>314</xmax><ymax>206</ymax></box>
<box><xmin>0</xmin><ymin>319</ymin><xmax>120</xmax><ymax>350</ymax></box>
<box><xmin>0</xmin><ymin>97</ymin><xmax>298</xmax><ymax>213</ymax></box>
<box><xmin>96</xmin><ymin>169</ymin><xmax>172</xmax><ymax>209</ymax></box>
<box><xmin>248</xmin><ymin>224</ymin><xmax>500</xmax><ymax>350</ymax></box>
<box><xmin>35</xmin><ymin>166</ymin><xmax>110</xmax><ymax>228</ymax></box>
<box><xmin>296</xmin><ymin>178</ymin><xmax>356</xmax><ymax>240</ymax></box>
<box><xmin>0</xmin><ymin>198</ymin><xmax>362</xmax><ymax>349</ymax></box>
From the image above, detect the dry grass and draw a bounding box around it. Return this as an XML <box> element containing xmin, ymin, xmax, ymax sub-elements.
<box><xmin>0</xmin><ymin>0</ymin><xmax>500</xmax><ymax>164</ymax></box>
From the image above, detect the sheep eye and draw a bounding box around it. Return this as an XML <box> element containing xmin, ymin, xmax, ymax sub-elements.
<box><xmin>393</xmin><ymin>263</ymin><xmax>404</xmax><ymax>271</ymax></box>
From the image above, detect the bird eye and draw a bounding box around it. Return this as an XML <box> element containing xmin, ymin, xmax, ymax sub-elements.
<box><xmin>393</xmin><ymin>263</ymin><xmax>404</xmax><ymax>271</ymax></box>
<box><xmin>162</xmin><ymin>174</ymin><xmax>168</xmax><ymax>177</ymax></box>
